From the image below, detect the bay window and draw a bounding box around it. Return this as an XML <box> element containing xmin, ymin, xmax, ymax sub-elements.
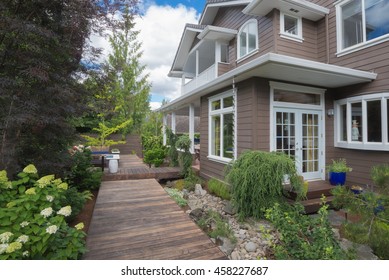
<box><xmin>336</xmin><ymin>0</ymin><xmax>389</xmax><ymax>54</ymax></box>
<box><xmin>209</xmin><ymin>91</ymin><xmax>236</xmax><ymax>162</ymax></box>
<box><xmin>335</xmin><ymin>93</ymin><xmax>389</xmax><ymax>150</ymax></box>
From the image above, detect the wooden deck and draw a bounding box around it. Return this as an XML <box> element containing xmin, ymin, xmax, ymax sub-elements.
<box><xmin>83</xmin><ymin>179</ymin><xmax>227</xmax><ymax>260</ymax></box>
<box><xmin>103</xmin><ymin>154</ymin><xmax>182</xmax><ymax>181</ymax></box>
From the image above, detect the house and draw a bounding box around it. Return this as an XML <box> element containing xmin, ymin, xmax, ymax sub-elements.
<box><xmin>158</xmin><ymin>0</ymin><xmax>389</xmax><ymax>187</ymax></box>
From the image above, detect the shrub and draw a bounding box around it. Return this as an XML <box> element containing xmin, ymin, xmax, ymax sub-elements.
<box><xmin>183</xmin><ymin>169</ymin><xmax>202</xmax><ymax>192</ymax></box>
<box><xmin>265</xmin><ymin>202</ymin><xmax>350</xmax><ymax>260</ymax></box>
<box><xmin>173</xmin><ymin>180</ymin><xmax>185</xmax><ymax>191</ymax></box>
<box><xmin>0</xmin><ymin>165</ymin><xmax>86</xmax><ymax>259</ymax></box>
<box><xmin>197</xmin><ymin>210</ymin><xmax>236</xmax><ymax>243</ymax></box>
<box><xmin>60</xmin><ymin>187</ymin><xmax>93</xmax><ymax>222</ymax></box>
<box><xmin>371</xmin><ymin>164</ymin><xmax>389</xmax><ymax>195</ymax></box>
<box><xmin>143</xmin><ymin>148</ymin><xmax>166</xmax><ymax>168</ymax></box>
<box><xmin>225</xmin><ymin>151</ymin><xmax>300</xmax><ymax>219</ymax></box>
<box><xmin>141</xmin><ymin>134</ymin><xmax>163</xmax><ymax>151</ymax></box>
<box><xmin>166</xmin><ymin>128</ymin><xmax>178</xmax><ymax>167</ymax></box>
<box><xmin>66</xmin><ymin>146</ymin><xmax>102</xmax><ymax>191</ymax></box>
<box><xmin>207</xmin><ymin>178</ymin><xmax>231</xmax><ymax>200</ymax></box>
<box><xmin>165</xmin><ymin>188</ymin><xmax>187</xmax><ymax>207</ymax></box>
<box><xmin>176</xmin><ymin>135</ymin><xmax>192</xmax><ymax>177</ymax></box>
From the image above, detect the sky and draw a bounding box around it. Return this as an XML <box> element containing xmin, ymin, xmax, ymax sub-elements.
<box><xmin>91</xmin><ymin>0</ymin><xmax>207</xmax><ymax>110</ymax></box>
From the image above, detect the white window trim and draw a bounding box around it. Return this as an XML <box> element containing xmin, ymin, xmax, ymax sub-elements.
<box><xmin>208</xmin><ymin>89</ymin><xmax>236</xmax><ymax>164</ymax></box>
<box><xmin>280</xmin><ymin>12</ymin><xmax>303</xmax><ymax>43</ymax></box>
<box><xmin>334</xmin><ymin>92</ymin><xmax>389</xmax><ymax>150</ymax></box>
<box><xmin>237</xmin><ymin>19</ymin><xmax>259</xmax><ymax>60</ymax></box>
<box><xmin>335</xmin><ymin>0</ymin><xmax>389</xmax><ymax>57</ymax></box>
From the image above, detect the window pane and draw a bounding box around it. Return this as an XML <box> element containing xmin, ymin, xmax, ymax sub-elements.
<box><xmin>212</xmin><ymin>100</ymin><xmax>221</xmax><ymax>110</ymax></box>
<box><xmin>248</xmin><ymin>23</ymin><xmax>256</xmax><ymax>53</ymax></box>
<box><xmin>211</xmin><ymin>115</ymin><xmax>221</xmax><ymax>156</ymax></box>
<box><xmin>342</xmin><ymin>0</ymin><xmax>363</xmax><ymax>48</ymax></box>
<box><xmin>340</xmin><ymin>104</ymin><xmax>347</xmax><ymax>141</ymax></box>
<box><xmin>223</xmin><ymin>96</ymin><xmax>233</xmax><ymax>108</ymax></box>
<box><xmin>274</xmin><ymin>89</ymin><xmax>320</xmax><ymax>105</ymax></box>
<box><xmin>239</xmin><ymin>29</ymin><xmax>247</xmax><ymax>57</ymax></box>
<box><xmin>284</xmin><ymin>15</ymin><xmax>298</xmax><ymax>35</ymax></box>
<box><xmin>223</xmin><ymin>113</ymin><xmax>234</xmax><ymax>159</ymax></box>
<box><xmin>365</xmin><ymin>0</ymin><xmax>389</xmax><ymax>41</ymax></box>
<box><xmin>387</xmin><ymin>99</ymin><xmax>389</xmax><ymax>142</ymax></box>
<box><xmin>367</xmin><ymin>100</ymin><xmax>382</xmax><ymax>142</ymax></box>
<box><xmin>351</xmin><ymin>102</ymin><xmax>362</xmax><ymax>141</ymax></box>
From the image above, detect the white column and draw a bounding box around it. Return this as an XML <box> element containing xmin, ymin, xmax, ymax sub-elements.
<box><xmin>181</xmin><ymin>74</ymin><xmax>186</xmax><ymax>96</ymax></box>
<box><xmin>162</xmin><ymin>114</ymin><xmax>167</xmax><ymax>146</ymax></box>
<box><xmin>171</xmin><ymin>112</ymin><xmax>176</xmax><ymax>134</ymax></box>
<box><xmin>215</xmin><ymin>41</ymin><xmax>221</xmax><ymax>77</ymax></box>
<box><xmin>189</xmin><ymin>104</ymin><xmax>195</xmax><ymax>154</ymax></box>
<box><xmin>195</xmin><ymin>49</ymin><xmax>199</xmax><ymax>78</ymax></box>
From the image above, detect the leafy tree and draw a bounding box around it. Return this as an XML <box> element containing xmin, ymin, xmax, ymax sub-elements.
<box><xmin>103</xmin><ymin>5</ymin><xmax>151</xmax><ymax>135</ymax></box>
<box><xmin>0</xmin><ymin>0</ymin><xmax>139</xmax><ymax>177</ymax></box>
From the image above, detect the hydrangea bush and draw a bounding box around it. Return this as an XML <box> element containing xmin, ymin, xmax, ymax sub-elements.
<box><xmin>0</xmin><ymin>165</ymin><xmax>86</xmax><ymax>260</ymax></box>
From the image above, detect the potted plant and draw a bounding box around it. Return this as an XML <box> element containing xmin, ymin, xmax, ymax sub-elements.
<box><xmin>327</xmin><ymin>158</ymin><xmax>352</xmax><ymax>186</ymax></box>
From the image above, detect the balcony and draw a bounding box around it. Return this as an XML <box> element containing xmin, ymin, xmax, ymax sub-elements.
<box><xmin>182</xmin><ymin>64</ymin><xmax>216</xmax><ymax>95</ymax></box>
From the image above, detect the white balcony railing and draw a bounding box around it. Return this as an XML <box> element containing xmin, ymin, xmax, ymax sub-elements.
<box><xmin>182</xmin><ymin>64</ymin><xmax>216</xmax><ymax>95</ymax></box>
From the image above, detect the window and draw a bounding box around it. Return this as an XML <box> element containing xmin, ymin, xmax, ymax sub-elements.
<box><xmin>280</xmin><ymin>12</ymin><xmax>303</xmax><ymax>42</ymax></box>
<box><xmin>335</xmin><ymin>93</ymin><xmax>389</xmax><ymax>150</ymax></box>
<box><xmin>209</xmin><ymin>91</ymin><xmax>236</xmax><ymax>162</ymax></box>
<box><xmin>337</xmin><ymin>0</ymin><xmax>389</xmax><ymax>54</ymax></box>
<box><xmin>238</xmin><ymin>20</ymin><xmax>258</xmax><ymax>59</ymax></box>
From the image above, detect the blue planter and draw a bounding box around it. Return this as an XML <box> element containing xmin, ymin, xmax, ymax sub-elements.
<box><xmin>329</xmin><ymin>172</ymin><xmax>346</xmax><ymax>186</ymax></box>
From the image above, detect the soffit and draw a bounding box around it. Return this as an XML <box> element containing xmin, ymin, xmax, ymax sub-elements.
<box><xmin>243</xmin><ymin>0</ymin><xmax>330</xmax><ymax>21</ymax></box>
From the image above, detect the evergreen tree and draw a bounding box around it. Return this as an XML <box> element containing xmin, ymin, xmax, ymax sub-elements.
<box><xmin>104</xmin><ymin>5</ymin><xmax>151</xmax><ymax>135</ymax></box>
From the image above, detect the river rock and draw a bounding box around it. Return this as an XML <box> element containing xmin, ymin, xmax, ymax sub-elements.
<box><xmin>245</xmin><ymin>242</ymin><xmax>257</xmax><ymax>252</ymax></box>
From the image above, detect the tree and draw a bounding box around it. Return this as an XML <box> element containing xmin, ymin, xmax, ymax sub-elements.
<box><xmin>0</xmin><ymin>0</ymin><xmax>139</xmax><ymax>176</ymax></box>
<box><xmin>103</xmin><ymin>5</ymin><xmax>151</xmax><ymax>135</ymax></box>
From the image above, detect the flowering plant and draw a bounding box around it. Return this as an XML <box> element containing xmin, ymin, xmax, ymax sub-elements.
<box><xmin>0</xmin><ymin>165</ymin><xmax>86</xmax><ymax>260</ymax></box>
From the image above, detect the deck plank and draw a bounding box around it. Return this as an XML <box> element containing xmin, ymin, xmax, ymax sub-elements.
<box><xmin>83</xmin><ymin>179</ymin><xmax>227</xmax><ymax>260</ymax></box>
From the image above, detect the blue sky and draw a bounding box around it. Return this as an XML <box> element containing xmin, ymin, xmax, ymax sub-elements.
<box><xmin>151</xmin><ymin>0</ymin><xmax>205</xmax><ymax>12</ymax></box>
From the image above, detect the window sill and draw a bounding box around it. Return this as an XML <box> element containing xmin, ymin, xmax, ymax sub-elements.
<box><xmin>280</xmin><ymin>33</ymin><xmax>304</xmax><ymax>43</ymax></box>
<box><xmin>335</xmin><ymin>141</ymin><xmax>389</xmax><ymax>151</ymax></box>
<box><xmin>207</xmin><ymin>155</ymin><xmax>233</xmax><ymax>164</ymax></box>
<box><xmin>336</xmin><ymin>34</ymin><xmax>389</xmax><ymax>57</ymax></box>
<box><xmin>236</xmin><ymin>49</ymin><xmax>259</xmax><ymax>64</ymax></box>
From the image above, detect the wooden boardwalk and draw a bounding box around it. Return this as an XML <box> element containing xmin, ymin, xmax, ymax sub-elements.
<box><xmin>83</xmin><ymin>179</ymin><xmax>227</xmax><ymax>260</ymax></box>
<box><xmin>103</xmin><ymin>154</ymin><xmax>182</xmax><ymax>181</ymax></box>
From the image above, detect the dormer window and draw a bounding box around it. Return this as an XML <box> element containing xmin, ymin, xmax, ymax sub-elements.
<box><xmin>237</xmin><ymin>19</ymin><xmax>258</xmax><ymax>59</ymax></box>
<box><xmin>280</xmin><ymin>12</ymin><xmax>303</xmax><ymax>42</ymax></box>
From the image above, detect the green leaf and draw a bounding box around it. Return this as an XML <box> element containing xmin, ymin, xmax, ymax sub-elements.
<box><xmin>19</xmin><ymin>186</ymin><xmax>26</xmax><ymax>194</ymax></box>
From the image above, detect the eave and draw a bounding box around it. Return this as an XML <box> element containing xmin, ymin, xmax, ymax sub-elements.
<box><xmin>200</xmin><ymin>0</ymin><xmax>252</xmax><ymax>25</ymax></box>
<box><xmin>243</xmin><ymin>0</ymin><xmax>329</xmax><ymax>21</ymax></box>
<box><xmin>197</xmin><ymin>25</ymin><xmax>237</xmax><ymax>42</ymax></box>
<box><xmin>158</xmin><ymin>53</ymin><xmax>377</xmax><ymax>112</ymax></box>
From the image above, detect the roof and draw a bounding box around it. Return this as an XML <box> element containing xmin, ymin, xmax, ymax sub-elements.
<box><xmin>159</xmin><ymin>52</ymin><xmax>377</xmax><ymax>113</ymax></box>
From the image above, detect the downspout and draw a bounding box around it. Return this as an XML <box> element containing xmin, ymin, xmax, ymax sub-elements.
<box><xmin>326</xmin><ymin>14</ymin><xmax>330</xmax><ymax>64</ymax></box>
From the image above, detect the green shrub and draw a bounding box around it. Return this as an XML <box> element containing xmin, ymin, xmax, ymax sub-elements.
<box><xmin>265</xmin><ymin>202</ymin><xmax>350</xmax><ymax>260</ymax></box>
<box><xmin>0</xmin><ymin>165</ymin><xmax>86</xmax><ymax>260</ymax></box>
<box><xmin>143</xmin><ymin>148</ymin><xmax>166</xmax><ymax>168</ymax></box>
<box><xmin>197</xmin><ymin>210</ymin><xmax>236</xmax><ymax>243</ymax></box>
<box><xmin>141</xmin><ymin>134</ymin><xmax>163</xmax><ymax>151</ymax></box>
<box><xmin>207</xmin><ymin>178</ymin><xmax>231</xmax><ymax>200</ymax></box>
<box><xmin>371</xmin><ymin>164</ymin><xmax>389</xmax><ymax>195</ymax></box>
<box><xmin>370</xmin><ymin>221</ymin><xmax>389</xmax><ymax>259</ymax></box>
<box><xmin>60</xmin><ymin>187</ymin><xmax>93</xmax><ymax>222</ymax></box>
<box><xmin>183</xmin><ymin>169</ymin><xmax>202</xmax><ymax>192</ymax></box>
<box><xmin>66</xmin><ymin>146</ymin><xmax>102</xmax><ymax>191</ymax></box>
<box><xmin>173</xmin><ymin>179</ymin><xmax>185</xmax><ymax>191</ymax></box>
<box><xmin>166</xmin><ymin>128</ymin><xmax>179</xmax><ymax>167</ymax></box>
<box><xmin>176</xmin><ymin>135</ymin><xmax>192</xmax><ymax>177</ymax></box>
<box><xmin>165</xmin><ymin>188</ymin><xmax>187</xmax><ymax>207</ymax></box>
<box><xmin>225</xmin><ymin>151</ymin><xmax>300</xmax><ymax>219</ymax></box>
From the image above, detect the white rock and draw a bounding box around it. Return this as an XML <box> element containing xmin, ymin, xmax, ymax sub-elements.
<box><xmin>245</xmin><ymin>242</ymin><xmax>257</xmax><ymax>252</ymax></box>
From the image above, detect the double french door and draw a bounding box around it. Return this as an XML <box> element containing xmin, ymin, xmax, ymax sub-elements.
<box><xmin>274</xmin><ymin>108</ymin><xmax>323</xmax><ymax>180</ymax></box>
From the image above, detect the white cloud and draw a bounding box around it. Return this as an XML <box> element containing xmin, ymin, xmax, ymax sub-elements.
<box><xmin>150</xmin><ymin>101</ymin><xmax>162</xmax><ymax>110</ymax></box>
<box><xmin>135</xmin><ymin>5</ymin><xmax>199</xmax><ymax>100</ymax></box>
<box><xmin>88</xmin><ymin>4</ymin><xmax>199</xmax><ymax>101</ymax></box>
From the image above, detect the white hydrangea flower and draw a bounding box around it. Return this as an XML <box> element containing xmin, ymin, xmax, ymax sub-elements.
<box><xmin>16</xmin><ymin>235</ymin><xmax>29</xmax><ymax>244</ymax></box>
<box><xmin>36</xmin><ymin>175</ymin><xmax>54</xmax><ymax>188</ymax></box>
<box><xmin>46</xmin><ymin>195</ymin><xmax>54</xmax><ymax>202</ymax></box>
<box><xmin>40</xmin><ymin>207</ymin><xmax>53</xmax><ymax>218</ymax></box>
<box><xmin>23</xmin><ymin>164</ymin><xmax>38</xmax><ymax>174</ymax></box>
<box><xmin>0</xmin><ymin>244</ymin><xmax>8</xmax><ymax>254</ymax></box>
<box><xmin>20</xmin><ymin>221</ymin><xmax>29</xmax><ymax>228</ymax></box>
<box><xmin>6</xmin><ymin>242</ymin><xmax>22</xmax><ymax>253</ymax></box>
<box><xmin>46</xmin><ymin>225</ymin><xmax>58</xmax><ymax>235</ymax></box>
<box><xmin>22</xmin><ymin>251</ymin><xmax>29</xmax><ymax>257</ymax></box>
<box><xmin>57</xmin><ymin>182</ymin><xmax>68</xmax><ymax>190</ymax></box>
<box><xmin>0</xmin><ymin>232</ymin><xmax>13</xmax><ymax>244</ymax></box>
<box><xmin>57</xmin><ymin>206</ymin><xmax>72</xmax><ymax>217</ymax></box>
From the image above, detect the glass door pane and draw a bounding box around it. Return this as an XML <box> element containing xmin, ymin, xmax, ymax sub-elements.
<box><xmin>302</xmin><ymin>113</ymin><xmax>319</xmax><ymax>173</ymax></box>
<box><xmin>275</xmin><ymin>112</ymin><xmax>296</xmax><ymax>157</ymax></box>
